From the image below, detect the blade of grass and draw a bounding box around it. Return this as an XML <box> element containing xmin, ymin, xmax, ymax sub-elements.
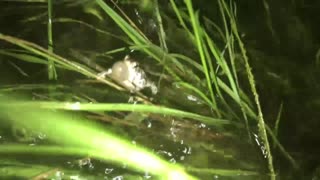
<box><xmin>266</xmin><ymin>125</ymin><xmax>298</xmax><ymax>169</ymax></box>
<box><xmin>0</xmin><ymin>100</ymin><xmax>241</xmax><ymax>127</ymax></box>
<box><xmin>154</xmin><ymin>0</ymin><xmax>171</xmax><ymax>89</ymax></box>
<box><xmin>0</xmin><ymin>33</ymin><xmax>123</xmax><ymax>91</ymax></box>
<box><xmin>52</xmin><ymin>18</ymin><xmax>130</xmax><ymax>43</ymax></box>
<box><xmin>109</xmin><ymin>0</ymin><xmax>149</xmax><ymax>41</ymax></box>
<box><xmin>169</xmin><ymin>0</ymin><xmax>193</xmax><ymax>39</ymax></box>
<box><xmin>47</xmin><ymin>0</ymin><xmax>57</xmax><ymax>80</ymax></box>
<box><xmin>7</xmin><ymin>61</ymin><xmax>29</xmax><ymax>77</ymax></box>
<box><xmin>154</xmin><ymin>0</ymin><xmax>168</xmax><ymax>52</ymax></box>
<box><xmin>0</xmin><ymin>84</ymin><xmax>66</xmax><ymax>92</ymax></box>
<box><xmin>186</xmin><ymin>166</ymin><xmax>259</xmax><ymax>176</ymax></box>
<box><xmin>0</xmin><ymin>95</ymin><xmax>198</xmax><ymax>180</ymax></box>
<box><xmin>203</xmin><ymin>16</ymin><xmax>226</xmax><ymax>42</ymax></box>
<box><xmin>170</xmin><ymin>53</ymin><xmax>203</xmax><ymax>72</ymax></box>
<box><xmin>171</xmin><ymin>51</ymin><xmax>255</xmax><ymax>118</ymax></box>
<box><xmin>96</xmin><ymin>0</ymin><xmax>147</xmax><ymax>45</ymax></box>
<box><xmin>96</xmin><ymin>0</ymin><xmax>181</xmax><ymax>81</ymax></box>
<box><xmin>0</xmin><ymin>50</ymin><xmax>76</xmax><ymax>72</ymax></box>
<box><xmin>202</xmin><ymin>30</ymin><xmax>243</xmax><ymax>121</ymax></box>
<box><xmin>220</xmin><ymin>0</ymin><xmax>275</xmax><ymax>178</ymax></box>
<box><xmin>184</xmin><ymin>0</ymin><xmax>219</xmax><ymax>117</ymax></box>
<box><xmin>0</xmin><ymin>50</ymin><xmax>48</xmax><ymax>64</ymax></box>
<box><xmin>273</xmin><ymin>102</ymin><xmax>283</xmax><ymax>145</ymax></box>
<box><xmin>216</xmin><ymin>1</ymin><xmax>251</xmax><ymax>138</ymax></box>
<box><xmin>173</xmin><ymin>82</ymin><xmax>215</xmax><ymax>108</ymax></box>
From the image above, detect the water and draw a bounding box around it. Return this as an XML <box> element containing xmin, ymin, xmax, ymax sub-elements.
<box><xmin>0</xmin><ymin>0</ymin><xmax>319</xmax><ymax>179</ymax></box>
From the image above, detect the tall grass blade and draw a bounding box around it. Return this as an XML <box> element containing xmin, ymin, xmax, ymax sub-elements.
<box><xmin>217</xmin><ymin>0</ymin><xmax>250</xmax><ymax>137</ymax></box>
<box><xmin>184</xmin><ymin>0</ymin><xmax>219</xmax><ymax>117</ymax></box>
<box><xmin>219</xmin><ymin>0</ymin><xmax>276</xmax><ymax>178</ymax></box>
<box><xmin>273</xmin><ymin>102</ymin><xmax>283</xmax><ymax>144</ymax></box>
<box><xmin>47</xmin><ymin>0</ymin><xmax>57</xmax><ymax>80</ymax></box>
<box><xmin>2</xmin><ymin>100</ymin><xmax>240</xmax><ymax>127</ymax></box>
<box><xmin>96</xmin><ymin>0</ymin><xmax>181</xmax><ymax>81</ymax></box>
<box><xmin>0</xmin><ymin>95</ymin><xmax>198</xmax><ymax>180</ymax></box>
<box><xmin>0</xmin><ymin>33</ymin><xmax>123</xmax><ymax>91</ymax></box>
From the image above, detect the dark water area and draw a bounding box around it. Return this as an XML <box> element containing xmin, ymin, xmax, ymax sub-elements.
<box><xmin>235</xmin><ymin>0</ymin><xmax>320</xmax><ymax>179</ymax></box>
<box><xmin>0</xmin><ymin>0</ymin><xmax>320</xmax><ymax>179</ymax></box>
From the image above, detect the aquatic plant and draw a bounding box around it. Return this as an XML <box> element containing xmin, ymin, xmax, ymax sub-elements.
<box><xmin>0</xmin><ymin>0</ymin><xmax>299</xmax><ymax>179</ymax></box>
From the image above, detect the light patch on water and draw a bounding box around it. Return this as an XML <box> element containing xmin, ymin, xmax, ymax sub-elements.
<box><xmin>70</xmin><ymin>175</ymin><xmax>80</xmax><ymax>180</ymax></box>
<box><xmin>144</xmin><ymin>171</ymin><xmax>152</xmax><ymax>179</ymax></box>
<box><xmin>182</xmin><ymin>147</ymin><xmax>192</xmax><ymax>155</ymax></box>
<box><xmin>112</xmin><ymin>175</ymin><xmax>123</xmax><ymax>180</ymax></box>
<box><xmin>168</xmin><ymin>170</ymin><xmax>190</xmax><ymax>180</ymax></box>
<box><xmin>253</xmin><ymin>133</ymin><xmax>268</xmax><ymax>158</ymax></box>
<box><xmin>105</xmin><ymin>168</ymin><xmax>114</xmax><ymax>174</ymax></box>
<box><xmin>180</xmin><ymin>140</ymin><xmax>184</xmax><ymax>145</ymax></box>
<box><xmin>198</xmin><ymin>123</ymin><xmax>206</xmax><ymax>128</ymax></box>
<box><xmin>55</xmin><ymin>170</ymin><xmax>64</xmax><ymax>180</ymax></box>
<box><xmin>68</xmin><ymin>102</ymin><xmax>81</xmax><ymax>110</ymax></box>
<box><xmin>180</xmin><ymin>155</ymin><xmax>185</xmax><ymax>161</ymax></box>
<box><xmin>169</xmin><ymin>158</ymin><xmax>176</xmax><ymax>164</ymax></box>
<box><xmin>37</xmin><ymin>132</ymin><xmax>46</xmax><ymax>140</ymax></box>
<box><xmin>131</xmin><ymin>140</ymin><xmax>136</xmax><ymax>145</ymax></box>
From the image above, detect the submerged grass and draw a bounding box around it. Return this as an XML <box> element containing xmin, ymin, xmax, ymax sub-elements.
<box><xmin>0</xmin><ymin>0</ymin><xmax>298</xmax><ymax>179</ymax></box>
<box><xmin>184</xmin><ymin>0</ymin><xmax>219</xmax><ymax>116</ymax></box>
<box><xmin>218</xmin><ymin>1</ymin><xmax>276</xmax><ymax>177</ymax></box>
<box><xmin>2</xmin><ymin>100</ymin><xmax>239</xmax><ymax>127</ymax></box>
<box><xmin>47</xmin><ymin>0</ymin><xmax>57</xmax><ymax>80</ymax></box>
<box><xmin>0</xmin><ymin>95</ymin><xmax>197</xmax><ymax>180</ymax></box>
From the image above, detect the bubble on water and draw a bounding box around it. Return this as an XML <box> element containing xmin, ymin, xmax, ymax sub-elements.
<box><xmin>78</xmin><ymin>158</ymin><xmax>93</xmax><ymax>170</ymax></box>
<box><xmin>169</xmin><ymin>127</ymin><xmax>177</xmax><ymax>139</ymax></box>
<box><xmin>144</xmin><ymin>171</ymin><xmax>152</xmax><ymax>179</ymax></box>
<box><xmin>182</xmin><ymin>147</ymin><xmax>188</xmax><ymax>154</ymax></box>
<box><xmin>261</xmin><ymin>145</ymin><xmax>268</xmax><ymax>158</ymax></box>
<box><xmin>182</xmin><ymin>146</ymin><xmax>192</xmax><ymax>155</ymax></box>
<box><xmin>88</xmin><ymin>163</ymin><xmax>94</xmax><ymax>170</ymax></box>
<box><xmin>146</xmin><ymin>121</ymin><xmax>152</xmax><ymax>128</ymax></box>
<box><xmin>187</xmin><ymin>94</ymin><xmax>204</xmax><ymax>104</ymax></box>
<box><xmin>157</xmin><ymin>150</ymin><xmax>170</xmax><ymax>157</ymax></box>
<box><xmin>198</xmin><ymin>123</ymin><xmax>206</xmax><ymax>128</ymax></box>
<box><xmin>132</xmin><ymin>140</ymin><xmax>136</xmax><ymax>145</ymax></box>
<box><xmin>122</xmin><ymin>163</ymin><xmax>127</xmax><ymax>169</ymax></box>
<box><xmin>112</xmin><ymin>175</ymin><xmax>123</xmax><ymax>180</ymax></box>
<box><xmin>68</xmin><ymin>102</ymin><xmax>81</xmax><ymax>110</ymax></box>
<box><xmin>70</xmin><ymin>175</ymin><xmax>80</xmax><ymax>180</ymax></box>
<box><xmin>105</xmin><ymin>168</ymin><xmax>114</xmax><ymax>174</ymax></box>
<box><xmin>180</xmin><ymin>155</ymin><xmax>185</xmax><ymax>161</ymax></box>
<box><xmin>169</xmin><ymin>158</ymin><xmax>176</xmax><ymax>163</ymax></box>
<box><xmin>253</xmin><ymin>133</ymin><xmax>268</xmax><ymax>158</ymax></box>
<box><xmin>55</xmin><ymin>171</ymin><xmax>64</xmax><ymax>180</ymax></box>
<box><xmin>37</xmin><ymin>132</ymin><xmax>46</xmax><ymax>140</ymax></box>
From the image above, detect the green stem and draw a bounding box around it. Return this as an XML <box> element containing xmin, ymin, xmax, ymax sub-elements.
<box><xmin>47</xmin><ymin>0</ymin><xmax>57</xmax><ymax>80</ymax></box>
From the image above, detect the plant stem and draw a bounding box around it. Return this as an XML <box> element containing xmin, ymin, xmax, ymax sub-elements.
<box><xmin>47</xmin><ymin>0</ymin><xmax>57</xmax><ymax>80</ymax></box>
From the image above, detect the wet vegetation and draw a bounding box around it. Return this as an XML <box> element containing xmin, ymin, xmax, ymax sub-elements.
<box><xmin>0</xmin><ymin>0</ymin><xmax>319</xmax><ymax>179</ymax></box>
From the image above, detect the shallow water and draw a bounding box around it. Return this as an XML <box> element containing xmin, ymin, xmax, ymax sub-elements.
<box><xmin>0</xmin><ymin>0</ymin><xmax>319</xmax><ymax>179</ymax></box>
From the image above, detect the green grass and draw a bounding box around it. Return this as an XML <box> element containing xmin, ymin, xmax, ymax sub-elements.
<box><xmin>0</xmin><ymin>0</ymin><xmax>299</xmax><ymax>179</ymax></box>
<box><xmin>47</xmin><ymin>0</ymin><xmax>57</xmax><ymax>80</ymax></box>
<box><xmin>0</xmin><ymin>95</ymin><xmax>197</xmax><ymax>180</ymax></box>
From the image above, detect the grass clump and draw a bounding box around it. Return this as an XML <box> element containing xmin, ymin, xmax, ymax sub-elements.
<box><xmin>0</xmin><ymin>0</ymin><xmax>298</xmax><ymax>179</ymax></box>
